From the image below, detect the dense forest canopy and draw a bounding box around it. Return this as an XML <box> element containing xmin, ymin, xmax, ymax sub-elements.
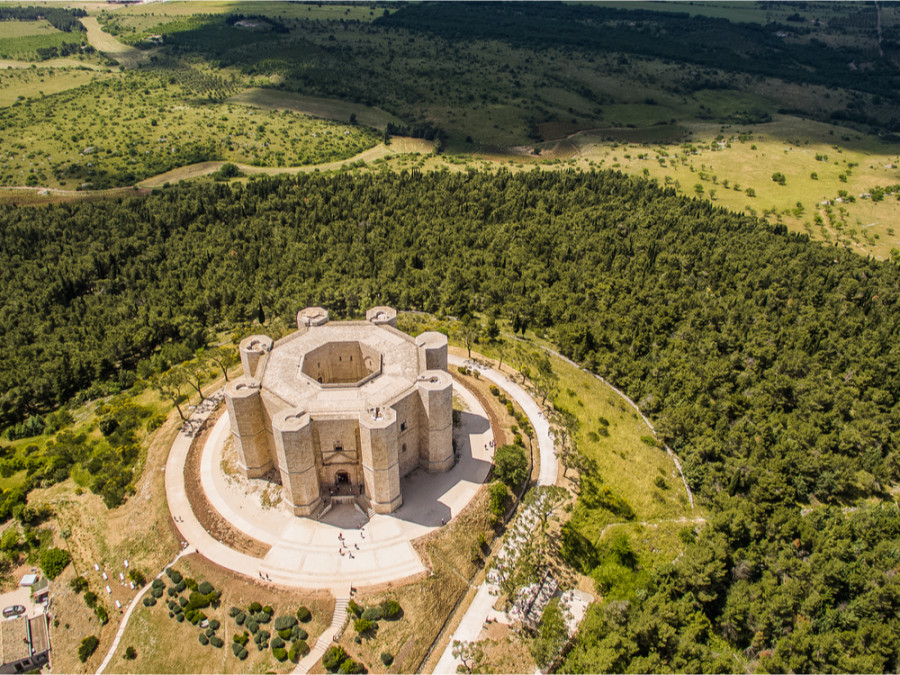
<box><xmin>1</xmin><ymin>170</ymin><xmax>899</xmax><ymax>670</ymax></box>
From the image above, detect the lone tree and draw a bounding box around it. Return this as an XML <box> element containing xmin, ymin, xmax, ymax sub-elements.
<box><xmin>153</xmin><ymin>368</ymin><xmax>190</xmax><ymax>421</ymax></box>
<box><xmin>206</xmin><ymin>345</ymin><xmax>238</xmax><ymax>382</ymax></box>
<box><xmin>458</xmin><ymin>315</ymin><xmax>481</xmax><ymax>359</ymax></box>
<box><xmin>494</xmin><ymin>444</ymin><xmax>528</xmax><ymax>488</ymax></box>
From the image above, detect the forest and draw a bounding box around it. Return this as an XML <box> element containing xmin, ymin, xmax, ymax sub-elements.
<box><xmin>1</xmin><ymin>169</ymin><xmax>898</xmax><ymax>671</ymax></box>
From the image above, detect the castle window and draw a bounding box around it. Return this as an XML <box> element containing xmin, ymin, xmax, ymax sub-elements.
<box><xmin>402</xmin><ymin>444</ymin><xmax>407</xmax><ymax>453</ymax></box>
<box><xmin>400</xmin><ymin>420</ymin><xmax>407</xmax><ymax>432</ymax></box>
<box><xmin>334</xmin><ymin>441</ymin><xmax>343</xmax><ymax>452</ymax></box>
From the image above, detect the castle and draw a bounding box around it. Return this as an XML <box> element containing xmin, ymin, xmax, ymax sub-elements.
<box><xmin>224</xmin><ymin>306</ymin><xmax>453</xmax><ymax>517</ymax></box>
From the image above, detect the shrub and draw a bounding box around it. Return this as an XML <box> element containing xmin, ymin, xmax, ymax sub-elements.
<box><xmin>188</xmin><ymin>591</ymin><xmax>210</xmax><ymax>609</ymax></box>
<box><xmin>271</xmin><ymin>636</ymin><xmax>285</xmax><ymax>650</ymax></box>
<box><xmin>209</xmin><ymin>636</ymin><xmax>224</xmax><ymax>648</ymax></box>
<box><xmin>361</xmin><ymin>607</ymin><xmax>382</xmax><ymax>621</ymax></box>
<box><xmin>231</xmin><ymin>642</ymin><xmax>243</xmax><ymax>657</ymax></box>
<box><xmin>198</xmin><ymin>633</ymin><xmax>209</xmax><ymax>646</ymax></box>
<box><xmin>262</xmin><ymin>605</ymin><xmax>273</xmax><ymax>614</ymax></box>
<box><xmin>274</xmin><ymin>615</ymin><xmax>298</xmax><ymax>631</ymax></box>
<box><xmin>78</xmin><ymin>635</ymin><xmax>99</xmax><ymax>662</ymax></box>
<box><xmin>354</xmin><ymin>617</ymin><xmax>375</xmax><ymax>636</ymax></box>
<box><xmin>237</xmin><ymin>647</ymin><xmax>248</xmax><ymax>660</ymax></box>
<box><xmin>209</xmin><ymin>619</ymin><xmax>220</xmax><ymax>630</ymax></box>
<box><xmin>323</xmin><ymin>645</ymin><xmax>348</xmax><ymax>671</ymax></box>
<box><xmin>296</xmin><ymin>605</ymin><xmax>312</xmax><ymax>622</ymax></box>
<box><xmin>125</xmin><ymin>646</ymin><xmax>137</xmax><ymax>660</ymax></box>
<box><xmin>339</xmin><ymin>658</ymin><xmax>366</xmax><ymax>674</ymax></box>
<box><xmin>175</xmin><ymin>614</ymin><xmax>184</xmax><ymax>623</ymax></box>
<box><xmin>289</xmin><ymin>639</ymin><xmax>310</xmax><ymax>662</ymax></box>
<box><xmin>381</xmin><ymin>652</ymin><xmax>394</xmax><ymax>666</ymax></box>
<box><xmin>295</xmin><ymin>626</ymin><xmax>308</xmax><ymax>641</ymax></box>
<box><xmin>278</xmin><ymin>628</ymin><xmax>293</xmax><ymax>640</ymax></box>
<box><xmin>198</xmin><ymin>581</ymin><xmax>214</xmax><ymax>595</ymax></box>
<box><xmin>70</xmin><ymin>576</ymin><xmax>88</xmax><ymax>593</ymax></box>
<box><xmin>151</xmin><ymin>587</ymin><xmax>163</xmax><ymax>598</ymax></box>
<box><xmin>489</xmin><ymin>385</ymin><xmax>499</xmax><ymax>396</ymax></box>
<box><xmin>234</xmin><ymin>610</ymin><xmax>246</xmax><ymax>625</ymax></box>
<box><xmin>273</xmin><ymin>647</ymin><xmax>288</xmax><ymax>661</ymax></box>
<box><xmin>228</xmin><ymin>606</ymin><xmax>241</xmax><ymax>617</ymax></box>
<box><xmin>167</xmin><ymin>587</ymin><xmax>176</xmax><ymax>597</ymax></box>
<box><xmin>179</xmin><ymin>597</ymin><xmax>188</xmax><ymax>607</ymax></box>
<box><xmin>95</xmin><ymin>606</ymin><xmax>108</xmax><ymax>625</ymax></box>
<box><xmin>151</xmin><ymin>578</ymin><xmax>165</xmax><ymax>591</ymax></box>
<box><xmin>347</xmin><ymin>600</ymin><xmax>362</xmax><ymax>618</ymax></box>
<box><xmin>379</xmin><ymin>599</ymin><xmax>401</xmax><ymax>620</ymax></box>
<box><xmin>233</xmin><ymin>632</ymin><xmax>249</xmax><ymax>646</ymax></box>
<box><xmin>205</xmin><ymin>627</ymin><xmax>215</xmax><ymax>637</ymax></box>
<box><xmin>39</xmin><ymin>547</ymin><xmax>71</xmax><ymax>579</ymax></box>
<box><xmin>255</xmin><ymin>610</ymin><xmax>271</xmax><ymax>623</ymax></box>
<box><xmin>245</xmin><ymin>618</ymin><xmax>258</xmax><ymax>634</ymax></box>
<box><xmin>249</xmin><ymin>601</ymin><xmax>262</xmax><ymax>613</ymax></box>
<box><xmin>488</xmin><ymin>481</ymin><xmax>509</xmax><ymax>517</ymax></box>
<box><xmin>174</xmin><ymin>580</ymin><xmax>186</xmax><ymax>593</ymax></box>
<box><xmin>142</xmin><ymin>596</ymin><xmax>156</xmax><ymax>607</ymax></box>
<box><xmin>494</xmin><ymin>445</ymin><xmax>528</xmax><ymax>488</ymax></box>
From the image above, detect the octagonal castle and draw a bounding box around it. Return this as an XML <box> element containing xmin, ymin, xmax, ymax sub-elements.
<box><xmin>224</xmin><ymin>306</ymin><xmax>453</xmax><ymax>517</ymax></box>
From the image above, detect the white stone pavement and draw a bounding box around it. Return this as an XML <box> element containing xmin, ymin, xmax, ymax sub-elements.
<box><xmin>166</xmin><ymin>377</ymin><xmax>494</xmax><ymax>591</ymax></box>
<box><xmin>433</xmin><ymin>354</ymin><xmax>558</xmax><ymax>675</ymax></box>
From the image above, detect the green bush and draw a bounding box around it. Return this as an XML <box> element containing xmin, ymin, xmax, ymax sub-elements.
<box><xmin>322</xmin><ymin>645</ymin><xmax>348</xmax><ymax>671</ymax></box>
<box><xmin>167</xmin><ymin>587</ymin><xmax>176</xmax><ymax>597</ymax></box>
<box><xmin>237</xmin><ymin>647</ymin><xmax>248</xmax><ymax>660</ymax></box>
<box><xmin>39</xmin><ymin>547</ymin><xmax>71</xmax><ymax>579</ymax></box>
<box><xmin>234</xmin><ymin>611</ymin><xmax>246</xmax><ymax>625</ymax></box>
<box><xmin>174</xmin><ymin>580</ymin><xmax>186</xmax><ymax>593</ymax></box>
<box><xmin>381</xmin><ymin>652</ymin><xmax>393</xmax><ymax>666</ymax></box>
<box><xmin>69</xmin><ymin>576</ymin><xmax>88</xmax><ymax>593</ymax></box>
<box><xmin>198</xmin><ymin>581</ymin><xmax>214</xmax><ymax>595</ymax></box>
<box><xmin>273</xmin><ymin>647</ymin><xmax>288</xmax><ymax>662</ymax></box>
<box><xmin>209</xmin><ymin>619</ymin><xmax>220</xmax><ymax>630</ymax></box>
<box><xmin>379</xmin><ymin>600</ymin><xmax>402</xmax><ymax>620</ymax></box>
<box><xmin>262</xmin><ymin>605</ymin><xmax>274</xmax><ymax>614</ymax></box>
<box><xmin>361</xmin><ymin>607</ymin><xmax>382</xmax><ymax>621</ymax></box>
<box><xmin>488</xmin><ymin>481</ymin><xmax>509</xmax><ymax>517</ymax></box>
<box><xmin>233</xmin><ymin>632</ymin><xmax>249</xmax><ymax>646</ymax></box>
<box><xmin>151</xmin><ymin>578</ymin><xmax>165</xmax><ymax>590</ymax></box>
<box><xmin>142</xmin><ymin>596</ymin><xmax>156</xmax><ymax>607</ymax></box>
<box><xmin>205</xmin><ymin>627</ymin><xmax>215</xmax><ymax>638</ymax></box>
<box><xmin>347</xmin><ymin>600</ymin><xmax>362</xmax><ymax>617</ymax></box>
<box><xmin>198</xmin><ymin>633</ymin><xmax>209</xmax><ymax>645</ymax></box>
<box><xmin>339</xmin><ymin>658</ymin><xmax>366</xmax><ymax>674</ymax></box>
<box><xmin>151</xmin><ymin>587</ymin><xmax>163</xmax><ymax>598</ymax></box>
<box><xmin>125</xmin><ymin>646</ymin><xmax>137</xmax><ymax>660</ymax></box>
<box><xmin>78</xmin><ymin>635</ymin><xmax>99</xmax><ymax>662</ymax></box>
<box><xmin>295</xmin><ymin>626</ymin><xmax>308</xmax><ymax>641</ymax></box>
<box><xmin>493</xmin><ymin>444</ymin><xmax>528</xmax><ymax>488</ymax></box>
<box><xmin>278</xmin><ymin>628</ymin><xmax>292</xmax><ymax>640</ymax></box>
<box><xmin>175</xmin><ymin>614</ymin><xmax>184</xmax><ymax>623</ymax></box>
<box><xmin>179</xmin><ymin>596</ymin><xmax>188</xmax><ymax>607</ymax></box>
<box><xmin>354</xmin><ymin>617</ymin><xmax>376</xmax><ymax>636</ymax></box>
<box><xmin>289</xmin><ymin>639</ymin><xmax>310</xmax><ymax>662</ymax></box>
<box><xmin>184</xmin><ymin>577</ymin><xmax>198</xmax><ymax>591</ymax></box>
<box><xmin>297</xmin><ymin>605</ymin><xmax>312</xmax><ymax>622</ymax></box>
<box><xmin>249</xmin><ymin>601</ymin><xmax>262</xmax><ymax>613</ymax></box>
<box><xmin>255</xmin><ymin>610</ymin><xmax>271</xmax><ymax>623</ymax></box>
<box><xmin>271</xmin><ymin>636</ymin><xmax>285</xmax><ymax>649</ymax></box>
<box><xmin>274</xmin><ymin>615</ymin><xmax>298</xmax><ymax>631</ymax></box>
<box><xmin>210</xmin><ymin>636</ymin><xmax>224</xmax><ymax>648</ymax></box>
<box><xmin>228</xmin><ymin>606</ymin><xmax>241</xmax><ymax>617</ymax></box>
<box><xmin>231</xmin><ymin>642</ymin><xmax>243</xmax><ymax>657</ymax></box>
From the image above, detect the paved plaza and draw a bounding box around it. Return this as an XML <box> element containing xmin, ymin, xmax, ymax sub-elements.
<box><xmin>166</xmin><ymin>377</ymin><xmax>494</xmax><ymax>590</ymax></box>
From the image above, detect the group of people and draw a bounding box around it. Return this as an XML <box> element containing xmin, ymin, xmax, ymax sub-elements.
<box><xmin>337</xmin><ymin>528</ymin><xmax>364</xmax><ymax>559</ymax></box>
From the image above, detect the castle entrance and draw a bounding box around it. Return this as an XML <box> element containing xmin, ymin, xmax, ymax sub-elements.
<box><xmin>335</xmin><ymin>471</ymin><xmax>350</xmax><ymax>485</ymax></box>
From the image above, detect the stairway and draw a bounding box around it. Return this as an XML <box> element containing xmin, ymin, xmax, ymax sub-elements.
<box><xmin>293</xmin><ymin>596</ymin><xmax>349</xmax><ymax>674</ymax></box>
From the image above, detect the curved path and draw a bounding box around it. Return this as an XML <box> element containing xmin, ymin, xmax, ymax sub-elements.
<box><xmin>95</xmin><ymin>545</ymin><xmax>196</xmax><ymax>675</ymax></box>
<box><xmin>165</xmin><ymin>379</ymin><xmax>494</xmax><ymax>591</ymax></box>
<box><xmin>434</xmin><ymin>355</ymin><xmax>557</xmax><ymax>675</ymax></box>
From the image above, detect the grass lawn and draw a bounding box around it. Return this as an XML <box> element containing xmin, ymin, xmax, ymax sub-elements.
<box><xmin>0</xmin><ymin>19</ymin><xmax>59</xmax><ymax>39</ymax></box>
<box><xmin>0</xmin><ymin>65</ymin><xmax>105</xmax><ymax>106</ymax></box>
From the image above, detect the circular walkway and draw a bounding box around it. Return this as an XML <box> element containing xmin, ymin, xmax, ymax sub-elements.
<box><xmin>166</xmin><ymin>379</ymin><xmax>494</xmax><ymax>591</ymax></box>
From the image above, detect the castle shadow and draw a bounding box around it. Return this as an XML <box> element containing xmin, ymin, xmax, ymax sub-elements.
<box><xmin>391</xmin><ymin>410</ymin><xmax>494</xmax><ymax>528</ymax></box>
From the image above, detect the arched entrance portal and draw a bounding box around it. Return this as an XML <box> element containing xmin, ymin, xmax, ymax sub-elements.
<box><xmin>335</xmin><ymin>470</ymin><xmax>350</xmax><ymax>486</ymax></box>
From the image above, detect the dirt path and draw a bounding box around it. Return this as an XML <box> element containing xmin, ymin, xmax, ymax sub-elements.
<box><xmin>80</xmin><ymin>16</ymin><xmax>154</xmax><ymax>69</ymax></box>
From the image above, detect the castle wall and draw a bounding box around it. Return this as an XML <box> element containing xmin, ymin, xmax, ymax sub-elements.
<box><xmin>359</xmin><ymin>409</ymin><xmax>401</xmax><ymax>513</ymax></box>
<box><xmin>417</xmin><ymin>371</ymin><xmax>454</xmax><ymax>472</ymax></box>
<box><xmin>391</xmin><ymin>390</ymin><xmax>423</xmax><ymax>477</ymax></box>
<box><xmin>225</xmin><ymin>379</ymin><xmax>274</xmax><ymax>477</ymax></box>
<box><xmin>272</xmin><ymin>411</ymin><xmax>319</xmax><ymax>516</ymax></box>
<box><xmin>311</xmin><ymin>417</ymin><xmax>363</xmax><ymax>489</ymax></box>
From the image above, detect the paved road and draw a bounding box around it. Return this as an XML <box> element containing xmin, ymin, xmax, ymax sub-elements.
<box><xmin>434</xmin><ymin>355</ymin><xmax>558</xmax><ymax>674</ymax></box>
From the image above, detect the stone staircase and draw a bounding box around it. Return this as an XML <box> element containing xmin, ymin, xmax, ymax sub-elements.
<box><xmin>293</xmin><ymin>595</ymin><xmax>349</xmax><ymax>674</ymax></box>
